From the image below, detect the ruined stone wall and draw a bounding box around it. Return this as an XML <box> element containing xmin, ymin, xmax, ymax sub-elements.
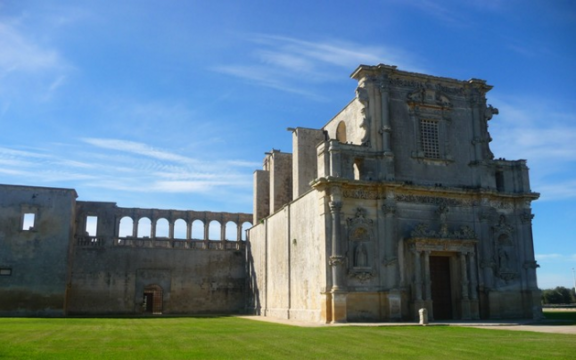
<box><xmin>0</xmin><ymin>185</ymin><xmax>76</xmax><ymax>316</ymax></box>
<box><xmin>68</xmin><ymin>201</ymin><xmax>252</xmax><ymax>315</ymax></box>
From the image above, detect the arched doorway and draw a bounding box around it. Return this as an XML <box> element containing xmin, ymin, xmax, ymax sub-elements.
<box><xmin>143</xmin><ymin>284</ymin><xmax>163</xmax><ymax>314</ymax></box>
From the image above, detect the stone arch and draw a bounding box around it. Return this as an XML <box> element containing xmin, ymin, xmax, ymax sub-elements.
<box><xmin>173</xmin><ymin>218</ymin><xmax>187</xmax><ymax>240</ymax></box>
<box><xmin>353</xmin><ymin>158</ymin><xmax>363</xmax><ymax>180</ymax></box>
<box><xmin>118</xmin><ymin>216</ymin><xmax>133</xmax><ymax>237</ymax></box>
<box><xmin>191</xmin><ymin>219</ymin><xmax>204</xmax><ymax>240</ymax></box>
<box><xmin>241</xmin><ymin>222</ymin><xmax>252</xmax><ymax>241</ymax></box>
<box><xmin>155</xmin><ymin>218</ymin><xmax>169</xmax><ymax>238</ymax></box>
<box><xmin>225</xmin><ymin>221</ymin><xmax>237</xmax><ymax>241</ymax></box>
<box><xmin>336</xmin><ymin>121</ymin><xmax>347</xmax><ymax>143</ymax></box>
<box><xmin>142</xmin><ymin>284</ymin><xmax>163</xmax><ymax>314</ymax></box>
<box><xmin>137</xmin><ymin>217</ymin><xmax>152</xmax><ymax>238</ymax></box>
<box><xmin>208</xmin><ymin>220</ymin><xmax>221</xmax><ymax>241</ymax></box>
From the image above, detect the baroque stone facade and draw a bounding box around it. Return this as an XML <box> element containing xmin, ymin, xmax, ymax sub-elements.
<box><xmin>249</xmin><ymin>64</ymin><xmax>541</xmax><ymax>322</ymax></box>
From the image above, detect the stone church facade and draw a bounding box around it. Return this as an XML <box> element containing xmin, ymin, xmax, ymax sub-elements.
<box><xmin>1</xmin><ymin>64</ymin><xmax>540</xmax><ymax>322</ymax></box>
<box><xmin>248</xmin><ymin>64</ymin><xmax>541</xmax><ymax>323</ymax></box>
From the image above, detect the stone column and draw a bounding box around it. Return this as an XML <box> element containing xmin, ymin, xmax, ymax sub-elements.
<box><xmin>237</xmin><ymin>223</ymin><xmax>242</xmax><ymax>242</ymax></box>
<box><xmin>521</xmin><ymin>211</ymin><xmax>538</xmax><ymax>289</ymax></box>
<box><xmin>382</xmin><ymin>199</ymin><xmax>397</xmax><ymax>288</ymax></box>
<box><xmin>460</xmin><ymin>252</ymin><xmax>471</xmax><ymax>319</ymax></box>
<box><xmin>168</xmin><ymin>220</ymin><xmax>174</xmax><ymax>239</ymax></box>
<box><xmin>220</xmin><ymin>222</ymin><xmax>226</xmax><ymax>241</ymax></box>
<box><xmin>203</xmin><ymin>221</ymin><xmax>209</xmax><ymax>241</ymax></box>
<box><xmin>423</xmin><ymin>251</ymin><xmax>431</xmax><ymax>301</ymax></box>
<box><xmin>379</xmin><ymin>80</ymin><xmax>392</xmax><ymax>153</ymax></box>
<box><xmin>413</xmin><ymin>248</ymin><xmax>425</xmax><ymax>320</ymax></box>
<box><xmin>413</xmin><ymin>249</ymin><xmax>422</xmax><ymax>301</ymax></box>
<box><xmin>186</xmin><ymin>221</ymin><xmax>192</xmax><ymax>240</ymax></box>
<box><xmin>151</xmin><ymin>218</ymin><xmax>157</xmax><ymax>238</ymax></box>
<box><xmin>133</xmin><ymin>218</ymin><xmax>139</xmax><ymax>238</ymax></box>
<box><xmin>329</xmin><ymin>200</ymin><xmax>347</xmax><ymax>323</ymax></box>
<box><xmin>468</xmin><ymin>251</ymin><xmax>480</xmax><ymax>319</ymax></box>
<box><xmin>423</xmin><ymin>250</ymin><xmax>433</xmax><ymax>320</ymax></box>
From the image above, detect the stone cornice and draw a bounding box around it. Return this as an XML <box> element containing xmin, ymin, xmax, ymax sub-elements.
<box><xmin>311</xmin><ymin>176</ymin><xmax>539</xmax><ymax>202</ymax></box>
<box><xmin>350</xmin><ymin>64</ymin><xmax>493</xmax><ymax>93</ymax></box>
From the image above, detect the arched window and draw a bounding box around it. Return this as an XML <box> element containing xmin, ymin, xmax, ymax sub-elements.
<box><xmin>119</xmin><ymin>216</ymin><xmax>134</xmax><ymax>237</ymax></box>
<box><xmin>353</xmin><ymin>159</ymin><xmax>362</xmax><ymax>180</ymax></box>
<box><xmin>155</xmin><ymin>218</ymin><xmax>169</xmax><ymax>238</ymax></box>
<box><xmin>138</xmin><ymin>217</ymin><xmax>152</xmax><ymax>238</ymax></box>
<box><xmin>241</xmin><ymin>222</ymin><xmax>252</xmax><ymax>241</ymax></box>
<box><xmin>336</xmin><ymin>121</ymin><xmax>347</xmax><ymax>143</ymax></box>
<box><xmin>191</xmin><ymin>220</ymin><xmax>204</xmax><ymax>240</ymax></box>
<box><xmin>225</xmin><ymin>221</ymin><xmax>237</xmax><ymax>241</ymax></box>
<box><xmin>208</xmin><ymin>220</ymin><xmax>221</xmax><ymax>241</ymax></box>
<box><xmin>174</xmin><ymin>219</ymin><xmax>187</xmax><ymax>240</ymax></box>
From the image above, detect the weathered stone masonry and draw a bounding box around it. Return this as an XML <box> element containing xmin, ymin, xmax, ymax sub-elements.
<box><xmin>0</xmin><ymin>184</ymin><xmax>251</xmax><ymax>316</ymax></box>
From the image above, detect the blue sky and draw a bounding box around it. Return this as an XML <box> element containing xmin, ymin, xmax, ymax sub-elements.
<box><xmin>0</xmin><ymin>0</ymin><xmax>575</xmax><ymax>289</ymax></box>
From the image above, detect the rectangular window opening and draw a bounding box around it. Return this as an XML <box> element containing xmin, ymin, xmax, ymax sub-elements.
<box><xmin>22</xmin><ymin>213</ymin><xmax>35</xmax><ymax>231</ymax></box>
<box><xmin>86</xmin><ymin>216</ymin><xmax>98</xmax><ymax>237</ymax></box>
<box><xmin>0</xmin><ymin>268</ymin><xmax>12</xmax><ymax>276</ymax></box>
<box><xmin>420</xmin><ymin>119</ymin><xmax>440</xmax><ymax>159</ymax></box>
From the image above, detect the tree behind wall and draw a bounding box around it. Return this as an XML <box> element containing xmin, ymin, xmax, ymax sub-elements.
<box><xmin>541</xmin><ymin>287</ymin><xmax>576</xmax><ymax>304</ymax></box>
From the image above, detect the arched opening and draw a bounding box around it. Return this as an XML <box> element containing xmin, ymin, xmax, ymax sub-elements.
<box><xmin>353</xmin><ymin>158</ymin><xmax>363</xmax><ymax>180</ymax></box>
<box><xmin>191</xmin><ymin>219</ymin><xmax>204</xmax><ymax>240</ymax></box>
<box><xmin>156</xmin><ymin>218</ymin><xmax>169</xmax><ymax>238</ymax></box>
<box><xmin>119</xmin><ymin>216</ymin><xmax>134</xmax><ymax>237</ymax></box>
<box><xmin>142</xmin><ymin>284</ymin><xmax>163</xmax><ymax>314</ymax></box>
<box><xmin>336</xmin><ymin>121</ymin><xmax>347</xmax><ymax>143</ymax></box>
<box><xmin>225</xmin><ymin>221</ymin><xmax>237</xmax><ymax>241</ymax></box>
<box><xmin>137</xmin><ymin>217</ymin><xmax>152</xmax><ymax>238</ymax></box>
<box><xmin>241</xmin><ymin>222</ymin><xmax>252</xmax><ymax>241</ymax></box>
<box><xmin>208</xmin><ymin>220</ymin><xmax>221</xmax><ymax>241</ymax></box>
<box><xmin>174</xmin><ymin>219</ymin><xmax>187</xmax><ymax>240</ymax></box>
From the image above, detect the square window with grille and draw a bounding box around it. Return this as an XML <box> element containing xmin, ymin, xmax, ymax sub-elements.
<box><xmin>420</xmin><ymin>120</ymin><xmax>440</xmax><ymax>158</ymax></box>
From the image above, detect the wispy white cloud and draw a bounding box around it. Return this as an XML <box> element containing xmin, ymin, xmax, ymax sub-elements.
<box><xmin>213</xmin><ymin>34</ymin><xmax>422</xmax><ymax>98</ymax></box>
<box><xmin>0</xmin><ymin>22</ymin><xmax>63</xmax><ymax>74</ymax></box>
<box><xmin>82</xmin><ymin>138</ymin><xmax>199</xmax><ymax>164</ymax></box>
<box><xmin>0</xmin><ymin>19</ymin><xmax>71</xmax><ymax>104</ymax></box>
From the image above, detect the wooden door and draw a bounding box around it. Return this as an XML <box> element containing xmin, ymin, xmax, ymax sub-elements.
<box><xmin>430</xmin><ymin>256</ymin><xmax>453</xmax><ymax>320</ymax></box>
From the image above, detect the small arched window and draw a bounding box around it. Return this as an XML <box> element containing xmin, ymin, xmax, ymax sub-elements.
<box><xmin>353</xmin><ymin>159</ymin><xmax>362</xmax><ymax>180</ymax></box>
<box><xmin>336</xmin><ymin>121</ymin><xmax>347</xmax><ymax>143</ymax></box>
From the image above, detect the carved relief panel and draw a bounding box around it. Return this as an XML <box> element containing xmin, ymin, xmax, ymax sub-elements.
<box><xmin>491</xmin><ymin>215</ymin><xmax>518</xmax><ymax>284</ymax></box>
<box><xmin>346</xmin><ymin>207</ymin><xmax>375</xmax><ymax>283</ymax></box>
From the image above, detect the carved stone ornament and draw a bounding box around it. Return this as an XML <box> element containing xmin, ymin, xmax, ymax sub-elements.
<box><xmin>348</xmin><ymin>270</ymin><xmax>374</xmax><ymax>283</ymax></box>
<box><xmin>342</xmin><ymin>188</ymin><xmax>380</xmax><ymax>200</ymax></box>
<box><xmin>497</xmin><ymin>271</ymin><xmax>518</xmax><ymax>282</ymax></box>
<box><xmin>382</xmin><ymin>202</ymin><xmax>396</xmax><ymax>215</ymax></box>
<box><xmin>396</xmin><ymin>195</ymin><xmax>475</xmax><ymax>207</ymax></box>
<box><xmin>329</xmin><ymin>255</ymin><xmax>346</xmax><ymax>267</ymax></box>
<box><xmin>520</xmin><ymin>210</ymin><xmax>534</xmax><ymax>224</ymax></box>
<box><xmin>523</xmin><ymin>260</ymin><xmax>539</xmax><ymax>269</ymax></box>
<box><xmin>347</xmin><ymin>207</ymin><xmax>373</xmax><ymax>228</ymax></box>
<box><xmin>407</xmin><ymin>88</ymin><xmax>452</xmax><ymax>109</ymax></box>
<box><xmin>411</xmin><ymin>223</ymin><xmax>477</xmax><ymax>240</ymax></box>
<box><xmin>492</xmin><ymin>214</ymin><xmax>514</xmax><ymax>235</ymax></box>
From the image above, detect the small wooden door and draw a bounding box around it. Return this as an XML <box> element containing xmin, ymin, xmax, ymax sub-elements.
<box><xmin>430</xmin><ymin>256</ymin><xmax>453</xmax><ymax>320</ymax></box>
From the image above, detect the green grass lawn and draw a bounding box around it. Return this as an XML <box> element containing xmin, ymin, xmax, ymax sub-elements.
<box><xmin>0</xmin><ymin>314</ymin><xmax>574</xmax><ymax>360</ymax></box>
